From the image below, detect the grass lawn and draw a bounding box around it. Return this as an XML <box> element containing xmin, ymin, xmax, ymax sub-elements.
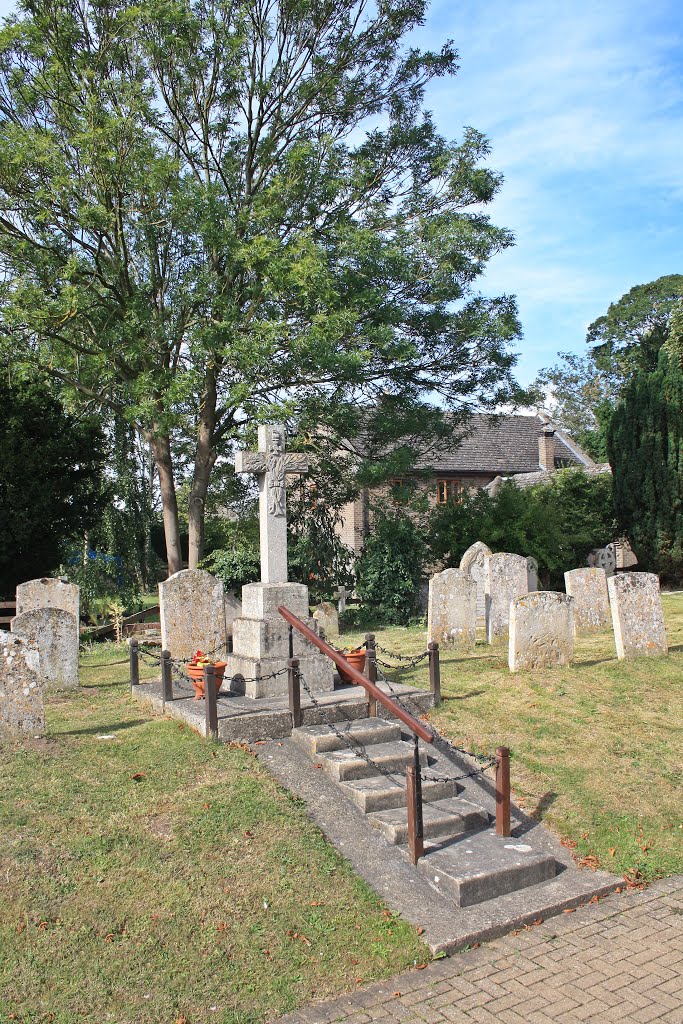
<box><xmin>0</xmin><ymin>648</ymin><xmax>424</xmax><ymax>1024</ymax></box>
<box><xmin>346</xmin><ymin>593</ymin><xmax>683</xmax><ymax>884</ymax></box>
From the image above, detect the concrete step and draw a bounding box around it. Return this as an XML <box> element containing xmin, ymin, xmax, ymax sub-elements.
<box><xmin>369</xmin><ymin>797</ymin><xmax>490</xmax><ymax>845</ymax></box>
<box><xmin>291</xmin><ymin>718</ymin><xmax>401</xmax><ymax>756</ymax></box>
<box><xmin>320</xmin><ymin>740</ymin><xmax>429</xmax><ymax>783</ymax></box>
<box><xmin>341</xmin><ymin>770</ymin><xmax>458</xmax><ymax>812</ymax></box>
<box><xmin>418</xmin><ymin>830</ymin><xmax>557</xmax><ymax>908</ymax></box>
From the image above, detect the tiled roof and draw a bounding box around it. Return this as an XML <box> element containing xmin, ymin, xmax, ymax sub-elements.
<box><xmin>413</xmin><ymin>414</ymin><xmax>592</xmax><ymax>474</ymax></box>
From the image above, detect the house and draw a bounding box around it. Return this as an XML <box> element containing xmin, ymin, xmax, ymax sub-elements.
<box><xmin>336</xmin><ymin>412</ymin><xmax>605</xmax><ymax>556</ymax></box>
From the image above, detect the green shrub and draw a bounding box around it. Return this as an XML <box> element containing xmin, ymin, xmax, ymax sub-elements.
<box><xmin>355</xmin><ymin>508</ymin><xmax>427</xmax><ymax>624</ymax></box>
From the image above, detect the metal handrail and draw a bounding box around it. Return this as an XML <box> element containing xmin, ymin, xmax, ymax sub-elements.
<box><xmin>277</xmin><ymin>605</ymin><xmax>434</xmax><ymax>744</ymax></box>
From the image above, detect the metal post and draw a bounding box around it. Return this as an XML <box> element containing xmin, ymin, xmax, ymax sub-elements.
<box><xmin>288</xmin><ymin>623</ymin><xmax>294</xmax><ymax>659</ymax></box>
<box><xmin>364</xmin><ymin>633</ymin><xmax>377</xmax><ymax>717</ymax></box>
<box><xmin>161</xmin><ymin>649</ymin><xmax>173</xmax><ymax>709</ymax></box>
<box><xmin>288</xmin><ymin>657</ymin><xmax>302</xmax><ymax>728</ymax></box>
<box><xmin>227</xmin><ymin>634</ymin><xmax>234</xmax><ymax>655</ymax></box>
<box><xmin>496</xmin><ymin>746</ymin><xmax>511</xmax><ymax>837</ymax></box>
<box><xmin>204</xmin><ymin>665</ymin><xmax>218</xmax><ymax>741</ymax></box>
<box><xmin>428</xmin><ymin>641</ymin><xmax>441</xmax><ymax>705</ymax></box>
<box><xmin>406</xmin><ymin>735</ymin><xmax>424</xmax><ymax>865</ymax></box>
<box><xmin>129</xmin><ymin>638</ymin><xmax>139</xmax><ymax>690</ymax></box>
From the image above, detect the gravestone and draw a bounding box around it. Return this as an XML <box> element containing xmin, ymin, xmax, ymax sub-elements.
<box><xmin>485</xmin><ymin>553</ymin><xmax>528</xmax><ymax>642</ymax></box>
<box><xmin>460</xmin><ymin>542</ymin><xmax>492</xmax><ymax>628</ymax></box>
<box><xmin>224</xmin><ymin>592</ymin><xmax>242</xmax><ymax>637</ymax></box>
<box><xmin>509</xmin><ymin>592</ymin><xmax>574</xmax><ymax>672</ymax></box>
<box><xmin>335</xmin><ymin>586</ymin><xmax>348</xmax><ymax>615</ymax></box>
<box><xmin>527</xmin><ymin>556</ymin><xmax>539</xmax><ymax>593</ymax></box>
<box><xmin>427</xmin><ymin>568</ymin><xmax>477</xmax><ymax>647</ymax></box>
<box><xmin>16</xmin><ymin>577</ymin><xmax>79</xmax><ymax>620</ymax></box>
<box><xmin>607</xmin><ymin>573</ymin><xmax>668</xmax><ymax>660</ymax></box>
<box><xmin>11</xmin><ymin>608</ymin><xmax>79</xmax><ymax>690</ymax></box>
<box><xmin>0</xmin><ymin>633</ymin><xmax>44</xmax><ymax>735</ymax></box>
<box><xmin>228</xmin><ymin>425</ymin><xmax>335</xmax><ymax>698</ymax></box>
<box><xmin>159</xmin><ymin>569</ymin><xmax>227</xmax><ymax>662</ymax></box>
<box><xmin>314</xmin><ymin>602</ymin><xmax>339</xmax><ymax>637</ymax></box>
<box><xmin>564</xmin><ymin>568</ymin><xmax>610</xmax><ymax>633</ymax></box>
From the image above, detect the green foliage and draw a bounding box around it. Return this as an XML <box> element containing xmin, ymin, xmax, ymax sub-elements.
<box><xmin>59</xmin><ymin>547</ymin><xmax>141</xmax><ymax>623</ymax></box>
<box><xmin>0</xmin><ymin>376</ymin><xmax>107</xmax><ymax>598</ymax></box>
<box><xmin>428</xmin><ymin>470</ymin><xmax>617</xmax><ymax>589</ymax></box>
<box><xmin>533</xmin><ymin>353</ymin><xmax>616</xmax><ymax>460</ymax></box>
<box><xmin>608</xmin><ymin>342</ymin><xmax>683</xmax><ymax>581</ymax></box>
<box><xmin>200</xmin><ymin>517</ymin><xmax>260</xmax><ymax>594</ymax></box>
<box><xmin>0</xmin><ymin>0</ymin><xmax>524</xmax><ymax>566</ymax></box>
<box><xmin>355</xmin><ymin>507</ymin><xmax>428</xmax><ymax>624</ymax></box>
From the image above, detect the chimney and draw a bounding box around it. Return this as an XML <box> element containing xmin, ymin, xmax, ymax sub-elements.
<box><xmin>538</xmin><ymin>426</ymin><xmax>555</xmax><ymax>471</ymax></box>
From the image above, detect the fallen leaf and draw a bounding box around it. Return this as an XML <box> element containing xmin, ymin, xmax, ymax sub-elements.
<box><xmin>415</xmin><ymin>963</ymin><xmax>428</xmax><ymax>970</ymax></box>
<box><xmin>563</xmin><ymin>908</ymin><xmax>576</xmax><ymax>914</ymax></box>
<box><xmin>609</xmin><ymin>848</ymin><xmax>616</xmax><ymax>857</ymax></box>
<box><xmin>354</xmin><ymin>977</ymin><xmax>363</xmax><ymax>984</ymax></box>
<box><xmin>310</xmin><ymin>901</ymin><xmax>322</xmax><ymax>906</ymax></box>
<box><xmin>531</xmin><ymin>919</ymin><xmax>543</xmax><ymax>927</ymax></box>
<box><xmin>393</xmin><ymin>992</ymin><xmax>401</xmax><ymax>998</ymax></box>
<box><xmin>131</xmin><ymin>772</ymin><xmax>146</xmax><ymax>781</ymax></box>
<box><xmin>416</xmin><ymin>926</ymin><xmax>424</xmax><ymax>935</ymax></box>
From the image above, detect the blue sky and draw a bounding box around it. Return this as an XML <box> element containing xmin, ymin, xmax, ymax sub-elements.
<box><xmin>0</xmin><ymin>0</ymin><xmax>681</xmax><ymax>386</ymax></box>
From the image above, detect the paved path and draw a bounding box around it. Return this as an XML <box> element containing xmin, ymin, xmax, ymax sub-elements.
<box><xmin>274</xmin><ymin>878</ymin><xmax>683</xmax><ymax>1024</ymax></box>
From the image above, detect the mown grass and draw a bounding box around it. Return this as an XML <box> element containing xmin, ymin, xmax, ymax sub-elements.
<box><xmin>346</xmin><ymin>593</ymin><xmax>683</xmax><ymax>884</ymax></box>
<box><xmin>0</xmin><ymin>647</ymin><xmax>424</xmax><ymax>1024</ymax></box>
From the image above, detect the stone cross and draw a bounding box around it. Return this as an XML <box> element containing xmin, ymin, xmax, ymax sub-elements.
<box><xmin>235</xmin><ymin>425</ymin><xmax>308</xmax><ymax>584</ymax></box>
<box><xmin>335</xmin><ymin>586</ymin><xmax>347</xmax><ymax>615</ymax></box>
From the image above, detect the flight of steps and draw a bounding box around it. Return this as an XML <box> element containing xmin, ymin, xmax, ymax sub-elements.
<box><xmin>291</xmin><ymin>718</ymin><xmax>558</xmax><ymax>909</ymax></box>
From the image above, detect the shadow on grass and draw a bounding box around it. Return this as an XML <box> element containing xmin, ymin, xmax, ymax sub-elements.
<box><xmin>54</xmin><ymin>719</ymin><xmax>148</xmax><ymax>737</ymax></box>
<box><xmin>528</xmin><ymin>791</ymin><xmax>559</xmax><ymax>822</ymax></box>
<box><xmin>441</xmin><ymin>689</ymin><xmax>487</xmax><ymax>702</ymax></box>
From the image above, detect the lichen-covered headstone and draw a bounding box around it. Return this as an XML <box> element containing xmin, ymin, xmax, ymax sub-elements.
<box><xmin>428</xmin><ymin>568</ymin><xmax>477</xmax><ymax>647</ymax></box>
<box><xmin>16</xmin><ymin>577</ymin><xmax>79</xmax><ymax>620</ymax></box>
<box><xmin>0</xmin><ymin>633</ymin><xmax>44</xmax><ymax>735</ymax></box>
<box><xmin>11</xmin><ymin>608</ymin><xmax>79</xmax><ymax>690</ymax></box>
<box><xmin>607</xmin><ymin>573</ymin><xmax>668</xmax><ymax>660</ymax></box>
<box><xmin>313</xmin><ymin>601</ymin><xmax>339</xmax><ymax>637</ymax></box>
<box><xmin>159</xmin><ymin>569</ymin><xmax>227</xmax><ymax>661</ymax></box>
<box><xmin>485</xmin><ymin>553</ymin><xmax>528</xmax><ymax>642</ymax></box>
<box><xmin>564</xmin><ymin>567</ymin><xmax>610</xmax><ymax>634</ymax></box>
<box><xmin>509</xmin><ymin>592</ymin><xmax>574</xmax><ymax>671</ymax></box>
<box><xmin>460</xmin><ymin>542</ymin><xmax>492</xmax><ymax>628</ymax></box>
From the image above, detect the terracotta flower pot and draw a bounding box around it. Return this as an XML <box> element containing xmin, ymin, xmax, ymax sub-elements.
<box><xmin>186</xmin><ymin>661</ymin><xmax>228</xmax><ymax>700</ymax></box>
<box><xmin>338</xmin><ymin>648</ymin><xmax>366</xmax><ymax>684</ymax></box>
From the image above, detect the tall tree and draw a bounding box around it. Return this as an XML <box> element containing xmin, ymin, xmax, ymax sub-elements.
<box><xmin>0</xmin><ymin>375</ymin><xmax>107</xmax><ymax>597</ymax></box>
<box><xmin>608</xmin><ymin>304</ymin><xmax>683</xmax><ymax>581</ymax></box>
<box><xmin>0</xmin><ymin>0</ymin><xmax>523</xmax><ymax>573</ymax></box>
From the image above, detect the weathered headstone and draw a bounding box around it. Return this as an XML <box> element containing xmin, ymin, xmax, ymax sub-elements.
<box><xmin>16</xmin><ymin>577</ymin><xmax>79</xmax><ymax>620</ymax></box>
<box><xmin>11</xmin><ymin>608</ymin><xmax>79</xmax><ymax>690</ymax></box>
<box><xmin>335</xmin><ymin>586</ymin><xmax>348</xmax><ymax>615</ymax></box>
<box><xmin>313</xmin><ymin>601</ymin><xmax>339</xmax><ymax>637</ymax></box>
<box><xmin>0</xmin><ymin>633</ymin><xmax>44</xmax><ymax>735</ymax></box>
<box><xmin>527</xmin><ymin>556</ymin><xmax>539</xmax><ymax>593</ymax></box>
<box><xmin>607</xmin><ymin>573</ymin><xmax>668</xmax><ymax>660</ymax></box>
<box><xmin>460</xmin><ymin>542</ymin><xmax>492</xmax><ymax>628</ymax></box>
<box><xmin>485</xmin><ymin>553</ymin><xmax>528</xmax><ymax>642</ymax></box>
<box><xmin>509</xmin><ymin>592</ymin><xmax>574</xmax><ymax>672</ymax></box>
<box><xmin>159</xmin><ymin>569</ymin><xmax>227</xmax><ymax>661</ymax></box>
<box><xmin>564</xmin><ymin>567</ymin><xmax>610</xmax><ymax>634</ymax></box>
<box><xmin>427</xmin><ymin>568</ymin><xmax>477</xmax><ymax>647</ymax></box>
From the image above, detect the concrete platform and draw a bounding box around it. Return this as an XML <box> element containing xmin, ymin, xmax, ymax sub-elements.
<box><xmin>130</xmin><ymin>676</ymin><xmax>435</xmax><ymax>743</ymax></box>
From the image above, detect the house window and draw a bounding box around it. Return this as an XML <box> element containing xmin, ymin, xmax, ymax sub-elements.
<box><xmin>436</xmin><ymin>478</ymin><xmax>461</xmax><ymax>504</ymax></box>
<box><xmin>390</xmin><ymin>478</ymin><xmax>414</xmax><ymax>505</ymax></box>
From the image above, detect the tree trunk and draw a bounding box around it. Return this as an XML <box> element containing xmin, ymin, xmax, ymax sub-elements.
<box><xmin>187</xmin><ymin>369</ymin><xmax>219</xmax><ymax>569</ymax></box>
<box><xmin>149</xmin><ymin>433</ymin><xmax>183</xmax><ymax>577</ymax></box>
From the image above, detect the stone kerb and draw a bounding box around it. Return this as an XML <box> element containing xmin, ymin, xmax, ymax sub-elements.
<box><xmin>16</xmin><ymin>577</ymin><xmax>79</xmax><ymax>620</ymax></box>
<box><xmin>607</xmin><ymin>572</ymin><xmax>668</xmax><ymax>660</ymax></box>
<box><xmin>459</xmin><ymin>542</ymin><xmax>492</xmax><ymax>628</ymax></box>
<box><xmin>313</xmin><ymin>601</ymin><xmax>339</xmax><ymax>637</ymax></box>
<box><xmin>485</xmin><ymin>553</ymin><xmax>528</xmax><ymax>643</ymax></box>
<box><xmin>0</xmin><ymin>633</ymin><xmax>44</xmax><ymax>735</ymax></box>
<box><xmin>159</xmin><ymin>569</ymin><xmax>227</xmax><ymax>661</ymax></box>
<box><xmin>564</xmin><ymin>567</ymin><xmax>610</xmax><ymax>634</ymax></box>
<box><xmin>427</xmin><ymin>568</ymin><xmax>476</xmax><ymax>647</ymax></box>
<box><xmin>509</xmin><ymin>592</ymin><xmax>574</xmax><ymax>672</ymax></box>
<box><xmin>11</xmin><ymin>608</ymin><xmax>79</xmax><ymax>690</ymax></box>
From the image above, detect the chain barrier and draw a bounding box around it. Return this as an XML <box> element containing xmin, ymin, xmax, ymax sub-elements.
<box><xmin>373</xmin><ymin>664</ymin><xmax>496</xmax><ymax>784</ymax></box>
<box><xmin>376</xmin><ymin>650</ymin><xmax>430</xmax><ymax>673</ymax></box>
<box><xmin>374</xmin><ymin>642</ymin><xmax>430</xmax><ymax>664</ymax></box>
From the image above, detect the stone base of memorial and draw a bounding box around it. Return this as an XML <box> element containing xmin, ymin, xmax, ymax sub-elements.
<box><xmin>225</xmin><ymin>582</ymin><xmax>335</xmax><ymax>699</ymax></box>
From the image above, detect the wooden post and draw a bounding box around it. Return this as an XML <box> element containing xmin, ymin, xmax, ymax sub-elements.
<box><xmin>496</xmin><ymin>746</ymin><xmax>511</xmax><ymax>837</ymax></box>
<box><xmin>129</xmin><ymin>638</ymin><xmax>139</xmax><ymax>690</ymax></box>
<box><xmin>288</xmin><ymin>657</ymin><xmax>302</xmax><ymax>728</ymax></box>
<box><xmin>204</xmin><ymin>665</ymin><xmax>218</xmax><ymax>741</ymax></box>
<box><xmin>160</xmin><ymin>649</ymin><xmax>173</xmax><ymax>708</ymax></box>
<box><xmin>364</xmin><ymin>633</ymin><xmax>377</xmax><ymax>717</ymax></box>
<box><xmin>428</xmin><ymin>641</ymin><xmax>441</xmax><ymax>705</ymax></box>
<box><xmin>406</xmin><ymin>736</ymin><xmax>424</xmax><ymax>865</ymax></box>
<box><xmin>227</xmin><ymin>634</ymin><xmax>234</xmax><ymax>655</ymax></box>
<box><xmin>288</xmin><ymin>623</ymin><xmax>294</xmax><ymax>658</ymax></box>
